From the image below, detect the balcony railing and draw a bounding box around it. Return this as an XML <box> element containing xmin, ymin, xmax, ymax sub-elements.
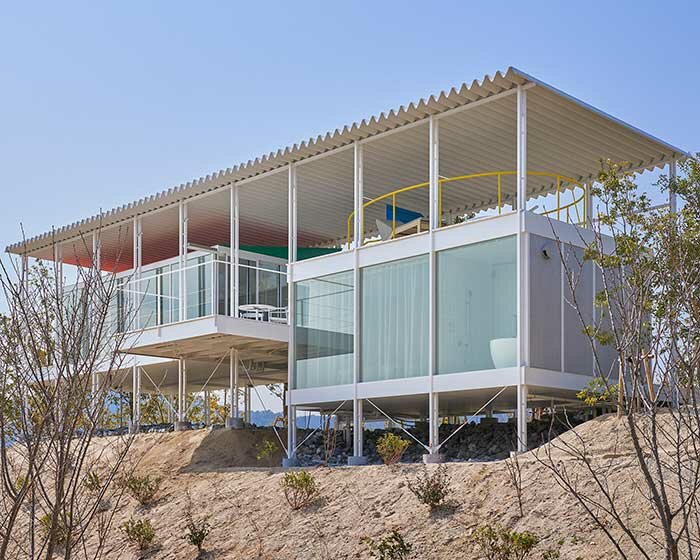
<box><xmin>115</xmin><ymin>255</ymin><xmax>288</xmax><ymax>332</ymax></box>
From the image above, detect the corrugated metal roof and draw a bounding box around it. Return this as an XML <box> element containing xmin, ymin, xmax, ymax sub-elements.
<box><xmin>7</xmin><ymin>66</ymin><xmax>689</xmax><ymax>257</ymax></box>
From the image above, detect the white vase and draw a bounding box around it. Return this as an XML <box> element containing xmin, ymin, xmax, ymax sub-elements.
<box><xmin>489</xmin><ymin>337</ymin><xmax>517</xmax><ymax>369</ymax></box>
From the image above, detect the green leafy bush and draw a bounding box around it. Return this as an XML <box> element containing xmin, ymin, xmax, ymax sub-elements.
<box><xmin>122</xmin><ymin>517</ymin><xmax>156</xmax><ymax>551</ymax></box>
<box><xmin>280</xmin><ymin>470</ymin><xmax>319</xmax><ymax>510</ymax></box>
<box><xmin>363</xmin><ymin>529</ymin><xmax>413</xmax><ymax>560</ymax></box>
<box><xmin>255</xmin><ymin>439</ymin><xmax>277</xmax><ymax>461</ymax></box>
<box><xmin>470</xmin><ymin>525</ymin><xmax>539</xmax><ymax>560</ymax></box>
<box><xmin>407</xmin><ymin>465</ymin><xmax>451</xmax><ymax>510</ymax></box>
<box><xmin>118</xmin><ymin>474</ymin><xmax>162</xmax><ymax>506</ymax></box>
<box><xmin>576</xmin><ymin>377</ymin><xmax>618</xmax><ymax>407</ymax></box>
<box><xmin>376</xmin><ymin>433</ymin><xmax>410</xmax><ymax>465</ymax></box>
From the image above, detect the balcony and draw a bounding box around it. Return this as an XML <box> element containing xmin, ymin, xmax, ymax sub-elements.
<box><xmin>116</xmin><ymin>246</ymin><xmax>288</xmax><ymax>333</ymax></box>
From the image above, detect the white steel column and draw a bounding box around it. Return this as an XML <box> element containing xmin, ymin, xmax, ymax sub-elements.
<box><xmin>517</xmin><ymin>384</ymin><xmax>528</xmax><ymax>452</ymax></box>
<box><xmin>132</xmin><ymin>217</ymin><xmax>142</xmax><ymax>329</ymax></box>
<box><xmin>516</xmin><ymin>85</ymin><xmax>528</xmax><ymax>211</ymax></box>
<box><xmin>91</xmin><ymin>231</ymin><xmax>101</xmax><ymax>398</ymax></box>
<box><xmin>229</xmin><ymin>184</ymin><xmax>240</xmax><ymax>317</ymax></box>
<box><xmin>353</xmin><ymin>142</ymin><xmax>364</xmax><ymax>247</ymax></box>
<box><xmin>669</xmin><ymin>160</ymin><xmax>678</xmax><ymax>213</ymax></box>
<box><xmin>349</xmin><ymin>142</ymin><xmax>367</xmax><ymax>465</ymax></box>
<box><xmin>226</xmin><ymin>348</ymin><xmax>242</xmax><ymax>428</ymax></box>
<box><xmin>584</xmin><ymin>181</ymin><xmax>594</xmax><ymax>229</ymax></box>
<box><xmin>176</xmin><ymin>357</ymin><xmax>188</xmax><ymax>430</ymax></box>
<box><xmin>131</xmin><ymin>365</ymin><xmax>140</xmax><ymax>433</ymax></box>
<box><xmin>285</xmin><ymin>164</ymin><xmax>298</xmax><ymax>466</ymax></box>
<box><xmin>424</xmin><ymin>115</ymin><xmax>441</xmax><ymax>463</ymax></box>
<box><xmin>516</xmin><ymin>84</ymin><xmax>529</xmax><ymax>453</ymax></box>
<box><xmin>178</xmin><ymin>202</ymin><xmax>188</xmax><ymax>322</ymax></box>
<box><xmin>429</xmin><ymin>115</ymin><xmax>440</xmax><ymax>229</ymax></box>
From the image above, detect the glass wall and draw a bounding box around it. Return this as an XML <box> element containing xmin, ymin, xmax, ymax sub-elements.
<box><xmin>186</xmin><ymin>255</ymin><xmax>213</xmax><ymax>319</ymax></box>
<box><xmin>361</xmin><ymin>255</ymin><xmax>429</xmax><ymax>381</ymax></box>
<box><xmin>295</xmin><ymin>271</ymin><xmax>354</xmax><ymax>389</ymax></box>
<box><xmin>437</xmin><ymin>236</ymin><xmax>517</xmax><ymax>374</ymax></box>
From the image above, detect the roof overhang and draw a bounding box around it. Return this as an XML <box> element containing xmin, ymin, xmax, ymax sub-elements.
<box><xmin>8</xmin><ymin>67</ymin><xmax>690</xmax><ymax>260</ymax></box>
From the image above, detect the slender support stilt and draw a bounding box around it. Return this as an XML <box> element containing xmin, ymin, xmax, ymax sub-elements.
<box><xmin>203</xmin><ymin>390</ymin><xmax>211</xmax><ymax>426</ymax></box>
<box><xmin>517</xmin><ymin>384</ymin><xmax>528</xmax><ymax>453</ymax></box>
<box><xmin>423</xmin><ymin>392</ymin><xmax>442</xmax><ymax>463</ymax></box>
<box><xmin>175</xmin><ymin>358</ymin><xmax>190</xmax><ymax>431</ymax></box>
<box><xmin>283</xmin><ymin>404</ymin><xmax>298</xmax><ymax>467</ymax></box>
<box><xmin>348</xmin><ymin>399</ymin><xmax>367</xmax><ymax>465</ymax></box>
<box><xmin>226</xmin><ymin>349</ymin><xmax>243</xmax><ymax>428</ymax></box>
<box><xmin>130</xmin><ymin>365</ymin><xmax>140</xmax><ymax>434</ymax></box>
<box><xmin>167</xmin><ymin>393</ymin><xmax>175</xmax><ymax>424</ymax></box>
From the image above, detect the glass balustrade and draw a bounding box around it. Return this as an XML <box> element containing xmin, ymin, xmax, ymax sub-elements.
<box><xmin>112</xmin><ymin>252</ymin><xmax>288</xmax><ymax>332</ymax></box>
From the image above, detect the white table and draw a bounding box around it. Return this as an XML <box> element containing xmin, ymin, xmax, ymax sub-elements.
<box><xmin>238</xmin><ymin>303</ymin><xmax>276</xmax><ymax>321</ymax></box>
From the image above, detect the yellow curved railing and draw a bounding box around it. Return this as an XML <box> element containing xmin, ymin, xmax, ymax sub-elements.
<box><xmin>346</xmin><ymin>171</ymin><xmax>586</xmax><ymax>245</ymax></box>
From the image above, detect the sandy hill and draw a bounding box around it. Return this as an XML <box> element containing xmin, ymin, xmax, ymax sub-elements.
<box><xmin>88</xmin><ymin>415</ymin><xmax>655</xmax><ymax>560</ymax></box>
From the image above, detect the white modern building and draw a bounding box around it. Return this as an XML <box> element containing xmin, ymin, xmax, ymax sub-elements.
<box><xmin>7</xmin><ymin>68</ymin><xmax>687</xmax><ymax>465</ymax></box>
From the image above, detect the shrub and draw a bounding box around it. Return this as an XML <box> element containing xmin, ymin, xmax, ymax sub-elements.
<box><xmin>255</xmin><ymin>439</ymin><xmax>277</xmax><ymax>461</ymax></box>
<box><xmin>39</xmin><ymin>513</ymin><xmax>70</xmax><ymax>547</ymax></box>
<box><xmin>376</xmin><ymin>433</ymin><xmax>410</xmax><ymax>465</ymax></box>
<box><xmin>122</xmin><ymin>517</ymin><xmax>156</xmax><ymax>551</ymax></box>
<box><xmin>407</xmin><ymin>465</ymin><xmax>451</xmax><ymax>510</ymax></box>
<box><xmin>470</xmin><ymin>525</ymin><xmax>539</xmax><ymax>560</ymax></box>
<box><xmin>363</xmin><ymin>529</ymin><xmax>413</xmax><ymax>560</ymax></box>
<box><xmin>280</xmin><ymin>470</ymin><xmax>319</xmax><ymax>510</ymax></box>
<box><xmin>118</xmin><ymin>474</ymin><xmax>162</xmax><ymax>506</ymax></box>
<box><xmin>83</xmin><ymin>471</ymin><xmax>101</xmax><ymax>493</ymax></box>
<box><xmin>183</xmin><ymin>509</ymin><xmax>211</xmax><ymax>552</ymax></box>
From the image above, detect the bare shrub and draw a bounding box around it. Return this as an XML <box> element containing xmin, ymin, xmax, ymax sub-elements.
<box><xmin>504</xmin><ymin>451</ymin><xmax>524</xmax><ymax>518</ymax></box>
<box><xmin>376</xmin><ymin>433</ymin><xmax>410</xmax><ymax>465</ymax></box>
<box><xmin>406</xmin><ymin>465</ymin><xmax>451</xmax><ymax>510</ymax></box>
<box><xmin>280</xmin><ymin>470</ymin><xmax>319</xmax><ymax>510</ymax></box>
<box><xmin>183</xmin><ymin>496</ymin><xmax>211</xmax><ymax>552</ymax></box>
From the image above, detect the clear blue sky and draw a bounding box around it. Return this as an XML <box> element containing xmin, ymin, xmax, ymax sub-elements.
<box><xmin>1</xmin><ymin>0</ymin><xmax>698</xmax><ymax>250</ymax></box>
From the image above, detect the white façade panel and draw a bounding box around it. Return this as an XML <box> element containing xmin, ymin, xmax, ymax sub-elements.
<box><xmin>528</xmin><ymin>234</ymin><xmax>562</xmax><ymax>371</ymax></box>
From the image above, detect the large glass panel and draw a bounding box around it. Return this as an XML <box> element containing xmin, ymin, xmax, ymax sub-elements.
<box><xmin>238</xmin><ymin>258</ymin><xmax>255</xmax><ymax>307</ymax></box>
<box><xmin>258</xmin><ymin>260</ymin><xmax>281</xmax><ymax>307</ymax></box>
<box><xmin>437</xmin><ymin>236</ymin><xmax>517</xmax><ymax>374</ymax></box>
<box><xmin>160</xmin><ymin>264</ymin><xmax>180</xmax><ymax>325</ymax></box>
<box><xmin>295</xmin><ymin>271</ymin><xmax>354</xmax><ymax>389</ymax></box>
<box><xmin>361</xmin><ymin>255</ymin><xmax>428</xmax><ymax>381</ymax></box>
<box><xmin>139</xmin><ymin>269</ymin><xmax>158</xmax><ymax>328</ymax></box>
<box><xmin>186</xmin><ymin>255</ymin><xmax>212</xmax><ymax>319</ymax></box>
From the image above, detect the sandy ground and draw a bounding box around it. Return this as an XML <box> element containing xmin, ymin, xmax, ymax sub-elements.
<box><xmin>87</xmin><ymin>415</ymin><xmax>663</xmax><ymax>560</ymax></box>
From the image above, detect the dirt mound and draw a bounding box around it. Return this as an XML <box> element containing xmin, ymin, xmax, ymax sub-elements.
<box><xmin>100</xmin><ymin>427</ymin><xmax>286</xmax><ymax>473</ymax></box>
<box><xmin>84</xmin><ymin>415</ymin><xmax>658</xmax><ymax>559</ymax></box>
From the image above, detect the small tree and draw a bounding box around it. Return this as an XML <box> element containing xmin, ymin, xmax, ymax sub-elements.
<box><xmin>376</xmin><ymin>433</ymin><xmax>410</xmax><ymax>465</ymax></box>
<box><xmin>0</xmin><ymin>229</ymin><xmax>139</xmax><ymax>560</ymax></box>
<box><xmin>280</xmin><ymin>470</ymin><xmax>319</xmax><ymax>510</ymax></box>
<box><xmin>536</xmin><ymin>157</ymin><xmax>700</xmax><ymax>560</ymax></box>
